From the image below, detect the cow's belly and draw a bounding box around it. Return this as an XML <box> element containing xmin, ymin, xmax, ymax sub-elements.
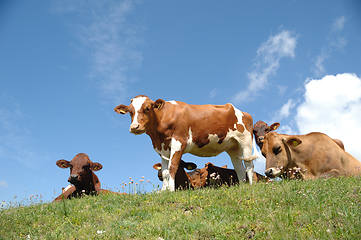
<box><xmin>184</xmin><ymin>132</ymin><xmax>237</xmax><ymax>157</ymax></box>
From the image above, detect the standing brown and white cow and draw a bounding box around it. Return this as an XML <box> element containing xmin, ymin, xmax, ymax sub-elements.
<box><xmin>115</xmin><ymin>95</ymin><xmax>258</xmax><ymax>191</ymax></box>
<box><xmin>262</xmin><ymin>132</ymin><xmax>361</xmax><ymax>179</ymax></box>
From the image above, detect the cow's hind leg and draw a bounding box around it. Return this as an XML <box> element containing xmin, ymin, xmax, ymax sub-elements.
<box><xmin>320</xmin><ymin>169</ymin><xmax>342</xmax><ymax>179</ymax></box>
<box><xmin>228</xmin><ymin>138</ymin><xmax>255</xmax><ymax>184</ymax></box>
<box><xmin>227</xmin><ymin>150</ymin><xmax>247</xmax><ymax>183</ymax></box>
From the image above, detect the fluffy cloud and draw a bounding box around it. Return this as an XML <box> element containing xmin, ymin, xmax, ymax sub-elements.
<box><xmin>233</xmin><ymin>30</ymin><xmax>297</xmax><ymax>103</ymax></box>
<box><xmin>296</xmin><ymin>73</ymin><xmax>361</xmax><ymax>160</ymax></box>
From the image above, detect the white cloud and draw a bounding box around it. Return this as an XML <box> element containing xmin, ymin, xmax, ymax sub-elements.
<box><xmin>295</xmin><ymin>73</ymin><xmax>361</xmax><ymax>160</ymax></box>
<box><xmin>233</xmin><ymin>30</ymin><xmax>297</xmax><ymax>103</ymax></box>
<box><xmin>313</xmin><ymin>16</ymin><xmax>347</xmax><ymax>76</ymax></box>
<box><xmin>332</xmin><ymin>16</ymin><xmax>346</xmax><ymax>32</ymax></box>
<box><xmin>0</xmin><ymin>180</ymin><xmax>8</xmax><ymax>188</ymax></box>
<box><xmin>53</xmin><ymin>0</ymin><xmax>144</xmax><ymax>105</ymax></box>
<box><xmin>278</xmin><ymin>99</ymin><xmax>297</xmax><ymax>120</ymax></box>
<box><xmin>209</xmin><ymin>89</ymin><xmax>218</xmax><ymax>99</ymax></box>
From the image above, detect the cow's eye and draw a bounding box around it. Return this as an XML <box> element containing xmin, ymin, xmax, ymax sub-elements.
<box><xmin>253</xmin><ymin>130</ymin><xmax>257</xmax><ymax>134</ymax></box>
<box><xmin>144</xmin><ymin>107</ymin><xmax>150</xmax><ymax>113</ymax></box>
<box><xmin>83</xmin><ymin>165</ymin><xmax>90</xmax><ymax>170</ymax></box>
<box><xmin>273</xmin><ymin>146</ymin><xmax>282</xmax><ymax>155</ymax></box>
<box><xmin>265</xmin><ymin>128</ymin><xmax>269</xmax><ymax>132</ymax></box>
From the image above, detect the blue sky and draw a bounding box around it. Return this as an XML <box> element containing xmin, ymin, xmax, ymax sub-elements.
<box><xmin>1</xmin><ymin>0</ymin><xmax>361</xmax><ymax>204</ymax></box>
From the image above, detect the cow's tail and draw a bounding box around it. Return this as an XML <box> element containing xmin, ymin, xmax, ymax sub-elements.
<box><xmin>239</xmin><ymin>138</ymin><xmax>259</xmax><ymax>162</ymax></box>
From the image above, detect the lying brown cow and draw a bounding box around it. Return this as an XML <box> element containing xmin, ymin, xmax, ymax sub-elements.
<box><xmin>189</xmin><ymin>162</ymin><xmax>267</xmax><ymax>188</ymax></box>
<box><xmin>115</xmin><ymin>95</ymin><xmax>258</xmax><ymax>191</ymax></box>
<box><xmin>262</xmin><ymin>132</ymin><xmax>361</xmax><ymax>179</ymax></box>
<box><xmin>53</xmin><ymin>153</ymin><xmax>122</xmax><ymax>202</ymax></box>
<box><xmin>253</xmin><ymin>121</ymin><xmax>280</xmax><ymax>149</ymax></box>
<box><xmin>153</xmin><ymin>160</ymin><xmax>197</xmax><ymax>190</ymax></box>
<box><xmin>154</xmin><ymin>161</ymin><xmax>267</xmax><ymax>189</ymax></box>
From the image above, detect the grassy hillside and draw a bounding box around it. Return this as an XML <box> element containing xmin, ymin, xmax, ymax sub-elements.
<box><xmin>1</xmin><ymin>176</ymin><xmax>360</xmax><ymax>239</ymax></box>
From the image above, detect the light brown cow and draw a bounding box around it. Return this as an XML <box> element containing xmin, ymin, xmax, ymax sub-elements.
<box><xmin>115</xmin><ymin>95</ymin><xmax>258</xmax><ymax>191</ymax></box>
<box><xmin>53</xmin><ymin>153</ymin><xmax>123</xmax><ymax>202</ymax></box>
<box><xmin>262</xmin><ymin>132</ymin><xmax>361</xmax><ymax>179</ymax></box>
<box><xmin>253</xmin><ymin>121</ymin><xmax>345</xmax><ymax>152</ymax></box>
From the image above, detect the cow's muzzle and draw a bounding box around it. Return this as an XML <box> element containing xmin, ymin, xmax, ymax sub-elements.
<box><xmin>130</xmin><ymin>124</ymin><xmax>146</xmax><ymax>135</ymax></box>
<box><xmin>265</xmin><ymin>168</ymin><xmax>281</xmax><ymax>178</ymax></box>
<box><xmin>68</xmin><ymin>174</ymin><xmax>80</xmax><ymax>184</ymax></box>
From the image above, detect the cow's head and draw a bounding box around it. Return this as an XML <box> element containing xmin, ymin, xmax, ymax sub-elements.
<box><xmin>153</xmin><ymin>160</ymin><xmax>197</xmax><ymax>182</ymax></box>
<box><xmin>262</xmin><ymin>132</ymin><xmax>302</xmax><ymax>178</ymax></box>
<box><xmin>253</xmin><ymin>121</ymin><xmax>280</xmax><ymax>149</ymax></box>
<box><xmin>114</xmin><ymin>95</ymin><xmax>165</xmax><ymax>135</ymax></box>
<box><xmin>56</xmin><ymin>153</ymin><xmax>103</xmax><ymax>185</ymax></box>
<box><xmin>188</xmin><ymin>163</ymin><xmax>229</xmax><ymax>188</ymax></box>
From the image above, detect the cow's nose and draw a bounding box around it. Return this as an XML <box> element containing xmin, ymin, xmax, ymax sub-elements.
<box><xmin>265</xmin><ymin>168</ymin><xmax>273</xmax><ymax>178</ymax></box>
<box><xmin>68</xmin><ymin>174</ymin><xmax>79</xmax><ymax>183</ymax></box>
<box><xmin>130</xmin><ymin>124</ymin><xmax>140</xmax><ymax>131</ymax></box>
<box><xmin>258</xmin><ymin>136</ymin><xmax>264</xmax><ymax>142</ymax></box>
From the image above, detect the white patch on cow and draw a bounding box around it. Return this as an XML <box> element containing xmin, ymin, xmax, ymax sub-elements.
<box><xmin>63</xmin><ymin>184</ymin><xmax>72</xmax><ymax>193</ymax></box>
<box><xmin>131</xmin><ymin>96</ymin><xmax>147</xmax><ymax>127</ymax></box>
<box><xmin>185</xmin><ymin>128</ymin><xmax>195</xmax><ymax>149</ymax></box>
<box><xmin>168</xmin><ymin>100</ymin><xmax>178</xmax><ymax>105</ymax></box>
<box><xmin>232</xmin><ymin>105</ymin><xmax>246</xmax><ymax>129</ymax></box>
<box><xmin>154</xmin><ymin>143</ymin><xmax>171</xmax><ymax>160</ymax></box>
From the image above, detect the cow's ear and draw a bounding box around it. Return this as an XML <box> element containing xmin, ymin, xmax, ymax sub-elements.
<box><xmin>153</xmin><ymin>99</ymin><xmax>165</xmax><ymax>110</ymax></box>
<box><xmin>114</xmin><ymin>104</ymin><xmax>129</xmax><ymax>114</ymax></box>
<box><xmin>56</xmin><ymin>160</ymin><xmax>70</xmax><ymax>169</ymax></box>
<box><xmin>284</xmin><ymin>137</ymin><xmax>302</xmax><ymax>147</ymax></box>
<box><xmin>221</xmin><ymin>165</ymin><xmax>228</xmax><ymax>169</ymax></box>
<box><xmin>91</xmin><ymin>162</ymin><xmax>103</xmax><ymax>171</ymax></box>
<box><xmin>153</xmin><ymin>163</ymin><xmax>162</xmax><ymax>170</ymax></box>
<box><xmin>184</xmin><ymin>162</ymin><xmax>197</xmax><ymax>170</ymax></box>
<box><xmin>270</xmin><ymin>122</ymin><xmax>280</xmax><ymax>131</ymax></box>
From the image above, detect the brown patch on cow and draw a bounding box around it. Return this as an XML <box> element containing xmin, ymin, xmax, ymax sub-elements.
<box><xmin>217</xmin><ymin>132</ymin><xmax>227</xmax><ymax>144</ymax></box>
<box><xmin>236</xmin><ymin>123</ymin><xmax>245</xmax><ymax>133</ymax></box>
<box><xmin>193</xmin><ymin>133</ymin><xmax>210</xmax><ymax>148</ymax></box>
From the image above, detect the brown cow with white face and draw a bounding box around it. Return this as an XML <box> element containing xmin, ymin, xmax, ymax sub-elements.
<box><xmin>253</xmin><ymin>121</ymin><xmax>280</xmax><ymax>150</ymax></box>
<box><xmin>115</xmin><ymin>95</ymin><xmax>258</xmax><ymax>191</ymax></box>
<box><xmin>53</xmin><ymin>153</ymin><xmax>120</xmax><ymax>202</ymax></box>
<box><xmin>262</xmin><ymin>132</ymin><xmax>361</xmax><ymax>179</ymax></box>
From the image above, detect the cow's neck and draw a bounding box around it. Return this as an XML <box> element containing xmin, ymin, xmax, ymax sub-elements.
<box><xmin>282</xmin><ymin>141</ymin><xmax>297</xmax><ymax>171</ymax></box>
<box><xmin>73</xmin><ymin>172</ymin><xmax>97</xmax><ymax>195</ymax></box>
<box><xmin>146</xmin><ymin>111</ymin><xmax>170</xmax><ymax>152</ymax></box>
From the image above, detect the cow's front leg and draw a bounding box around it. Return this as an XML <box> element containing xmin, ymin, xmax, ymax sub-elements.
<box><xmin>160</xmin><ymin>156</ymin><xmax>170</xmax><ymax>191</ymax></box>
<box><xmin>167</xmin><ymin>139</ymin><xmax>185</xmax><ymax>191</ymax></box>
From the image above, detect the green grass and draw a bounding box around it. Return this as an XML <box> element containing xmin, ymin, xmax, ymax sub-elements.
<box><xmin>1</xmin><ymin>176</ymin><xmax>360</xmax><ymax>239</ymax></box>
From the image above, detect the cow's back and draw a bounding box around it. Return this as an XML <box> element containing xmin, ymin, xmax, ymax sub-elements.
<box><xmin>290</xmin><ymin>132</ymin><xmax>360</xmax><ymax>178</ymax></box>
